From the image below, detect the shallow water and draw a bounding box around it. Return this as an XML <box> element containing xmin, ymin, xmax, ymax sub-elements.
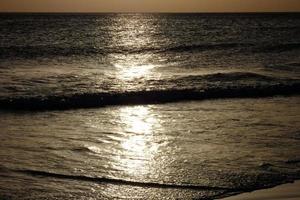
<box><xmin>1</xmin><ymin>97</ymin><xmax>300</xmax><ymax>199</ymax></box>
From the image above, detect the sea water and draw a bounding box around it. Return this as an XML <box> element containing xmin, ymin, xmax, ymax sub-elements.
<box><xmin>0</xmin><ymin>13</ymin><xmax>300</xmax><ymax>199</ymax></box>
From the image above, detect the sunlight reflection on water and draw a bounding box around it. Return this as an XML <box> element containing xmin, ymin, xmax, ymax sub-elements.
<box><xmin>108</xmin><ymin>14</ymin><xmax>160</xmax><ymax>81</ymax></box>
<box><xmin>116</xmin><ymin>106</ymin><xmax>161</xmax><ymax>177</ymax></box>
<box><xmin>114</xmin><ymin>63</ymin><xmax>155</xmax><ymax>80</ymax></box>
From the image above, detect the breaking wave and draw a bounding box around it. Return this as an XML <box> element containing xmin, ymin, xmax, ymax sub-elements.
<box><xmin>0</xmin><ymin>72</ymin><xmax>299</xmax><ymax>111</ymax></box>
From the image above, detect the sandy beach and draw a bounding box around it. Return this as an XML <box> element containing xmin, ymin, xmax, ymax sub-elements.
<box><xmin>220</xmin><ymin>180</ymin><xmax>300</xmax><ymax>200</ymax></box>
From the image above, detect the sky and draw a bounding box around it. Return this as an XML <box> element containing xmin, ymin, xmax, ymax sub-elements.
<box><xmin>1</xmin><ymin>0</ymin><xmax>300</xmax><ymax>13</ymax></box>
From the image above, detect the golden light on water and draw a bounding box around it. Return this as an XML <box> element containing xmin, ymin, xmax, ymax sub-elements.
<box><xmin>119</xmin><ymin>106</ymin><xmax>158</xmax><ymax>135</ymax></box>
<box><xmin>117</xmin><ymin>106</ymin><xmax>160</xmax><ymax>176</ymax></box>
<box><xmin>114</xmin><ymin>63</ymin><xmax>155</xmax><ymax>80</ymax></box>
<box><xmin>100</xmin><ymin>16</ymin><xmax>164</xmax><ymax>177</ymax></box>
<box><xmin>109</xmin><ymin>15</ymin><xmax>159</xmax><ymax>81</ymax></box>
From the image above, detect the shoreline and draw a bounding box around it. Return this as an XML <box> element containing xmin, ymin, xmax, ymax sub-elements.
<box><xmin>219</xmin><ymin>180</ymin><xmax>300</xmax><ymax>200</ymax></box>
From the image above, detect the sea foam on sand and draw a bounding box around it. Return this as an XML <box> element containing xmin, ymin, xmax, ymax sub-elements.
<box><xmin>220</xmin><ymin>180</ymin><xmax>300</xmax><ymax>200</ymax></box>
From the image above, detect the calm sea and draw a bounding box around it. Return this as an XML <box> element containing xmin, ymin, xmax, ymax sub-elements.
<box><xmin>0</xmin><ymin>13</ymin><xmax>300</xmax><ymax>199</ymax></box>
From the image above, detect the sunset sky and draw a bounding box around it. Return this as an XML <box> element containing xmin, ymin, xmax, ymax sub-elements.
<box><xmin>1</xmin><ymin>0</ymin><xmax>300</xmax><ymax>12</ymax></box>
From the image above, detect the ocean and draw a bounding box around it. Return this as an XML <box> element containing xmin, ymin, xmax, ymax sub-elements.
<box><xmin>0</xmin><ymin>13</ymin><xmax>300</xmax><ymax>199</ymax></box>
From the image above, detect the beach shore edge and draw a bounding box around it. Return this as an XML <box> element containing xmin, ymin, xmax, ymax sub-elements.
<box><xmin>218</xmin><ymin>180</ymin><xmax>300</xmax><ymax>200</ymax></box>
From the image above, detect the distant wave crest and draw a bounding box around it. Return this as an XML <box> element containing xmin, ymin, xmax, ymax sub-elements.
<box><xmin>1</xmin><ymin>42</ymin><xmax>300</xmax><ymax>59</ymax></box>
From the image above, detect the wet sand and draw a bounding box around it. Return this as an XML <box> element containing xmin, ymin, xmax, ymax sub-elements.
<box><xmin>220</xmin><ymin>180</ymin><xmax>300</xmax><ymax>200</ymax></box>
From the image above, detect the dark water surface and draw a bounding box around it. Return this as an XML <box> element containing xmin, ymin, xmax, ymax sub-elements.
<box><xmin>0</xmin><ymin>13</ymin><xmax>300</xmax><ymax>199</ymax></box>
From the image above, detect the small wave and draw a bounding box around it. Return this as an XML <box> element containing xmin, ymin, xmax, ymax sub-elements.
<box><xmin>259</xmin><ymin>163</ymin><xmax>275</xmax><ymax>168</ymax></box>
<box><xmin>159</xmin><ymin>43</ymin><xmax>248</xmax><ymax>53</ymax></box>
<box><xmin>0</xmin><ymin>165</ymin><xmax>11</xmax><ymax>174</ymax></box>
<box><xmin>259</xmin><ymin>162</ymin><xmax>300</xmax><ymax>176</ymax></box>
<box><xmin>286</xmin><ymin>159</ymin><xmax>300</xmax><ymax>165</ymax></box>
<box><xmin>72</xmin><ymin>146</ymin><xmax>103</xmax><ymax>154</ymax></box>
<box><xmin>0</xmin><ymin>72</ymin><xmax>299</xmax><ymax>111</ymax></box>
<box><xmin>72</xmin><ymin>147</ymin><xmax>91</xmax><ymax>152</ymax></box>
<box><xmin>199</xmin><ymin>72</ymin><xmax>275</xmax><ymax>81</ymax></box>
<box><xmin>265</xmin><ymin>62</ymin><xmax>300</xmax><ymax>72</ymax></box>
<box><xmin>16</xmin><ymin>169</ymin><xmax>232</xmax><ymax>191</ymax></box>
<box><xmin>0</xmin><ymin>45</ymin><xmax>102</xmax><ymax>59</ymax></box>
<box><xmin>1</xmin><ymin>42</ymin><xmax>299</xmax><ymax>59</ymax></box>
<box><xmin>162</xmin><ymin>42</ymin><xmax>300</xmax><ymax>54</ymax></box>
<box><xmin>257</xmin><ymin>43</ymin><xmax>300</xmax><ymax>53</ymax></box>
<box><xmin>0</xmin><ymin>43</ymin><xmax>244</xmax><ymax>59</ymax></box>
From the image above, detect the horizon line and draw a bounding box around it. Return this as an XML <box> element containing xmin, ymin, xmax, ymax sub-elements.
<box><xmin>1</xmin><ymin>11</ymin><xmax>300</xmax><ymax>14</ymax></box>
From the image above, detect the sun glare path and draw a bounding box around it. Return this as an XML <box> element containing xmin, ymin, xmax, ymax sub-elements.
<box><xmin>117</xmin><ymin>106</ymin><xmax>160</xmax><ymax>176</ymax></box>
<box><xmin>114</xmin><ymin>63</ymin><xmax>155</xmax><ymax>80</ymax></box>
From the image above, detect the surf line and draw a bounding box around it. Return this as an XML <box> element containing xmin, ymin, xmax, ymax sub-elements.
<box><xmin>17</xmin><ymin>169</ymin><xmax>234</xmax><ymax>191</ymax></box>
